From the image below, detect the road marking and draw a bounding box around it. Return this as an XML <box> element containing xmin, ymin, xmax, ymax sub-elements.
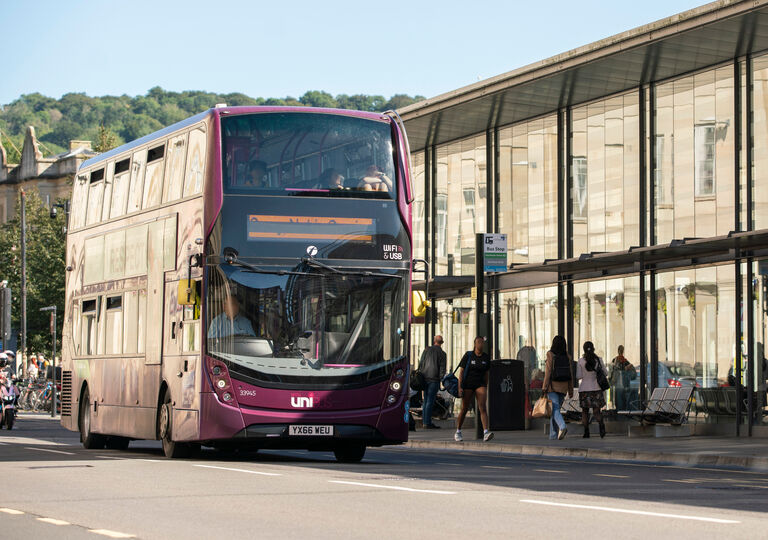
<box><xmin>0</xmin><ymin>441</ymin><xmax>6</xmax><ymax>445</ymax></box>
<box><xmin>138</xmin><ymin>459</ymin><xmax>164</xmax><ymax>463</ymax></box>
<box><xmin>594</xmin><ymin>474</ymin><xmax>629</xmax><ymax>479</ymax></box>
<box><xmin>482</xmin><ymin>465</ymin><xmax>511</xmax><ymax>470</ymax></box>
<box><xmin>329</xmin><ymin>480</ymin><xmax>456</xmax><ymax>495</ymax></box>
<box><xmin>662</xmin><ymin>479</ymin><xmax>701</xmax><ymax>484</ymax></box>
<box><xmin>534</xmin><ymin>469</ymin><xmax>569</xmax><ymax>474</ymax></box>
<box><xmin>194</xmin><ymin>464</ymin><xmax>281</xmax><ymax>476</ymax></box>
<box><xmin>37</xmin><ymin>517</ymin><xmax>71</xmax><ymax>526</ymax></box>
<box><xmin>24</xmin><ymin>446</ymin><xmax>75</xmax><ymax>455</ymax></box>
<box><xmin>95</xmin><ymin>455</ymin><xmax>123</xmax><ymax>459</ymax></box>
<box><xmin>435</xmin><ymin>462</ymin><xmax>460</xmax><ymax>466</ymax></box>
<box><xmin>89</xmin><ymin>529</ymin><xmax>136</xmax><ymax>538</ymax></box>
<box><xmin>520</xmin><ymin>499</ymin><xmax>740</xmax><ymax>524</ymax></box>
<box><xmin>0</xmin><ymin>508</ymin><xmax>24</xmax><ymax>515</ymax></box>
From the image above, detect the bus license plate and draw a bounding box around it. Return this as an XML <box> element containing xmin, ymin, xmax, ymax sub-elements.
<box><xmin>289</xmin><ymin>425</ymin><xmax>334</xmax><ymax>436</ymax></box>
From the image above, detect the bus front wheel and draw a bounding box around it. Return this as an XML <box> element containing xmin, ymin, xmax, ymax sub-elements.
<box><xmin>158</xmin><ymin>389</ymin><xmax>198</xmax><ymax>459</ymax></box>
<box><xmin>80</xmin><ymin>389</ymin><xmax>106</xmax><ymax>450</ymax></box>
<box><xmin>333</xmin><ymin>444</ymin><xmax>366</xmax><ymax>463</ymax></box>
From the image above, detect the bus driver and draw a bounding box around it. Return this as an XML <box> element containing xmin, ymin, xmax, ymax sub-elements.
<box><xmin>207</xmin><ymin>294</ymin><xmax>256</xmax><ymax>338</ymax></box>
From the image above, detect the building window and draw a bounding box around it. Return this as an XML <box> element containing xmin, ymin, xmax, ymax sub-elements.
<box><xmin>572</xmin><ymin>156</ymin><xmax>587</xmax><ymax>220</ymax></box>
<box><xmin>436</xmin><ymin>194</ymin><xmax>447</xmax><ymax>258</ymax></box>
<box><xmin>694</xmin><ymin>123</ymin><xmax>715</xmax><ymax>197</ymax></box>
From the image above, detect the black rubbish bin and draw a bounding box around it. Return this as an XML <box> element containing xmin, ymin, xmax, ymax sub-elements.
<box><xmin>488</xmin><ymin>359</ymin><xmax>525</xmax><ymax>430</ymax></box>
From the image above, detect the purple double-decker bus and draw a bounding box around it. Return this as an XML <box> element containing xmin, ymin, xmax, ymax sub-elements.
<box><xmin>60</xmin><ymin>107</ymin><xmax>413</xmax><ymax>461</ymax></box>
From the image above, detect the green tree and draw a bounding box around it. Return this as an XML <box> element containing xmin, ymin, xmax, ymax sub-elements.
<box><xmin>93</xmin><ymin>124</ymin><xmax>119</xmax><ymax>153</ymax></box>
<box><xmin>0</xmin><ymin>188</ymin><xmax>67</xmax><ymax>355</ymax></box>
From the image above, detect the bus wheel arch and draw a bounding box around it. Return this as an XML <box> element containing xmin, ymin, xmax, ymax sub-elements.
<box><xmin>78</xmin><ymin>383</ymin><xmax>106</xmax><ymax>450</ymax></box>
<box><xmin>156</xmin><ymin>383</ymin><xmax>197</xmax><ymax>459</ymax></box>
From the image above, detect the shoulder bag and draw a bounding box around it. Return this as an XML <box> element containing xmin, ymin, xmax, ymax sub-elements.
<box><xmin>595</xmin><ymin>358</ymin><xmax>611</xmax><ymax>391</ymax></box>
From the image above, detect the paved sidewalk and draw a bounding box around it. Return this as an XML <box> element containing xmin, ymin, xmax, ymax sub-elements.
<box><xmin>406</xmin><ymin>424</ymin><xmax>768</xmax><ymax>471</ymax></box>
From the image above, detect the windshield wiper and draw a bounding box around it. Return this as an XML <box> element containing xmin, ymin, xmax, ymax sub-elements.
<box><xmin>301</xmin><ymin>257</ymin><xmax>402</xmax><ymax>280</ymax></box>
<box><xmin>212</xmin><ymin>255</ymin><xmax>313</xmax><ymax>277</ymax></box>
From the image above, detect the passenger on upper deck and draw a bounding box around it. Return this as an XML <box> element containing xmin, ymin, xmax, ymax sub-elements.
<box><xmin>244</xmin><ymin>160</ymin><xmax>268</xmax><ymax>188</ymax></box>
<box><xmin>357</xmin><ymin>165</ymin><xmax>392</xmax><ymax>192</ymax></box>
<box><xmin>207</xmin><ymin>295</ymin><xmax>256</xmax><ymax>338</ymax></box>
<box><xmin>317</xmin><ymin>168</ymin><xmax>345</xmax><ymax>190</ymax></box>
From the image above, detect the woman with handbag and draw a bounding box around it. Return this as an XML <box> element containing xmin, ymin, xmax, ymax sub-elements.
<box><xmin>542</xmin><ymin>335</ymin><xmax>574</xmax><ymax>440</ymax></box>
<box><xmin>454</xmin><ymin>336</ymin><xmax>493</xmax><ymax>442</ymax></box>
<box><xmin>576</xmin><ymin>341</ymin><xmax>608</xmax><ymax>438</ymax></box>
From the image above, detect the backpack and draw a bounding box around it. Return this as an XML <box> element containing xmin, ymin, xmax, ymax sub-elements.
<box><xmin>551</xmin><ymin>353</ymin><xmax>571</xmax><ymax>382</ymax></box>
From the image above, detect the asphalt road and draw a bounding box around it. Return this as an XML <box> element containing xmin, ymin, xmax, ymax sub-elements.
<box><xmin>1</xmin><ymin>414</ymin><xmax>766</xmax><ymax>540</ymax></box>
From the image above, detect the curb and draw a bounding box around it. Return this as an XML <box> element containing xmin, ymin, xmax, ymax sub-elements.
<box><xmin>403</xmin><ymin>439</ymin><xmax>768</xmax><ymax>472</ymax></box>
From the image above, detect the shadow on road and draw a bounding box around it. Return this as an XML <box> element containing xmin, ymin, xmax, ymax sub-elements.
<box><xmin>3</xmin><ymin>413</ymin><xmax>767</xmax><ymax>515</ymax></box>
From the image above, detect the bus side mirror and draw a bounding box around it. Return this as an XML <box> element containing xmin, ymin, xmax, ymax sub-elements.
<box><xmin>178</xmin><ymin>279</ymin><xmax>200</xmax><ymax>306</ymax></box>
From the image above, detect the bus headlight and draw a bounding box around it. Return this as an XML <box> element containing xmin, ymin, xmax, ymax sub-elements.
<box><xmin>390</xmin><ymin>380</ymin><xmax>402</xmax><ymax>392</ymax></box>
<box><xmin>216</xmin><ymin>379</ymin><xmax>227</xmax><ymax>389</ymax></box>
<box><xmin>395</xmin><ymin>369</ymin><xmax>404</xmax><ymax>379</ymax></box>
<box><xmin>387</xmin><ymin>394</ymin><xmax>397</xmax><ymax>404</ymax></box>
<box><xmin>222</xmin><ymin>392</ymin><xmax>233</xmax><ymax>402</ymax></box>
<box><xmin>212</xmin><ymin>366</ymin><xmax>222</xmax><ymax>376</ymax></box>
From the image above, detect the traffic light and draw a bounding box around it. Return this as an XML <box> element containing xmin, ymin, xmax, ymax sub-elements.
<box><xmin>0</xmin><ymin>287</ymin><xmax>10</xmax><ymax>348</ymax></box>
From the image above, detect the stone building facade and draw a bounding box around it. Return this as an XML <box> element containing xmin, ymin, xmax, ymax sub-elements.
<box><xmin>0</xmin><ymin>126</ymin><xmax>95</xmax><ymax>222</ymax></box>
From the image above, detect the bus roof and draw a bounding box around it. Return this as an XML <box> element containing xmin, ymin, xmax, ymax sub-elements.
<box><xmin>80</xmin><ymin>106</ymin><xmax>391</xmax><ymax>171</ymax></box>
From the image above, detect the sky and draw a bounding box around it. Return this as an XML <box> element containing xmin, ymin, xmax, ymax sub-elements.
<box><xmin>0</xmin><ymin>0</ymin><xmax>707</xmax><ymax>106</ymax></box>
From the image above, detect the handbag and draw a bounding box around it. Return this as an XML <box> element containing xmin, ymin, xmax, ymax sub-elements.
<box><xmin>410</xmin><ymin>369</ymin><xmax>426</xmax><ymax>391</ymax></box>
<box><xmin>595</xmin><ymin>359</ymin><xmax>611</xmax><ymax>391</ymax></box>
<box><xmin>532</xmin><ymin>395</ymin><xmax>552</xmax><ymax>418</ymax></box>
<box><xmin>441</xmin><ymin>363</ymin><xmax>462</xmax><ymax>398</ymax></box>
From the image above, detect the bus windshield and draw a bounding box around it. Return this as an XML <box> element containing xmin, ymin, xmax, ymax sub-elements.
<box><xmin>221</xmin><ymin>112</ymin><xmax>397</xmax><ymax>198</ymax></box>
<box><xmin>205</xmin><ymin>262</ymin><xmax>407</xmax><ymax>385</ymax></box>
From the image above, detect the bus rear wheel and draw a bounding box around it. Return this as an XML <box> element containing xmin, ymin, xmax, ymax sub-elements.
<box><xmin>80</xmin><ymin>389</ymin><xmax>106</xmax><ymax>450</ymax></box>
<box><xmin>333</xmin><ymin>444</ymin><xmax>366</xmax><ymax>463</ymax></box>
<box><xmin>158</xmin><ymin>389</ymin><xmax>198</xmax><ymax>459</ymax></box>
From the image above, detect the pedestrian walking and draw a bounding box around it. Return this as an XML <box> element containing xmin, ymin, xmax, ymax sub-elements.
<box><xmin>609</xmin><ymin>345</ymin><xmax>636</xmax><ymax>410</ymax></box>
<box><xmin>454</xmin><ymin>336</ymin><xmax>493</xmax><ymax>442</ymax></box>
<box><xmin>418</xmin><ymin>335</ymin><xmax>447</xmax><ymax>429</ymax></box>
<box><xmin>542</xmin><ymin>335</ymin><xmax>574</xmax><ymax>440</ymax></box>
<box><xmin>576</xmin><ymin>341</ymin><xmax>607</xmax><ymax>438</ymax></box>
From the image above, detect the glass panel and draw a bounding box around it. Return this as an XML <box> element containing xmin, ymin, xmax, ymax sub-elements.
<box><xmin>753</xmin><ymin>260</ymin><xmax>768</xmax><ymax>425</ymax></box>
<box><xmin>181</xmin><ymin>304</ymin><xmax>200</xmax><ymax>353</ymax></box>
<box><xmin>126</xmin><ymin>150</ymin><xmax>146</xmax><ymax>214</ymax></box>
<box><xmin>412</xmin><ymin>151</ymin><xmax>425</xmax><ymax>262</ymax></box>
<box><xmin>105</xmin><ymin>295</ymin><xmax>123</xmax><ymax>355</ymax></box>
<box><xmin>104</xmin><ymin>230</ymin><xmax>126</xmax><ymax>281</ymax></box>
<box><xmin>137</xmin><ymin>289</ymin><xmax>147</xmax><ymax>354</ymax></box>
<box><xmin>654</xmin><ymin>67</ymin><xmax>734</xmax><ymax>243</ymax></box>
<box><xmin>163</xmin><ymin>133</ymin><xmax>187</xmax><ymax>202</ymax></box>
<box><xmin>101</xmin><ymin>162</ymin><xmax>114</xmax><ymax>222</ymax></box>
<box><xmin>70</xmin><ymin>174</ymin><xmax>89</xmax><ymax>230</ymax></box>
<box><xmin>86</xmin><ymin>181</ymin><xmax>104</xmax><ymax>226</ymax></box>
<box><xmin>81</xmin><ymin>299</ymin><xmax>97</xmax><ymax>356</ymax></box>
<box><xmin>123</xmin><ymin>289</ymin><xmax>139</xmax><ymax>354</ymax></box>
<box><xmin>205</xmin><ymin>262</ymin><xmax>406</xmax><ymax>386</ymax></box>
<box><xmin>142</xmin><ymin>159</ymin><xmax>165</xmax><ymax>209</ymax></box>
<box><xmin>221</xmin><ymin>113</ymin><xmax>396</xmax><ymax>199</ymax></box>
<box><xmin>753</xmin><ymin>54</ymin><xmax>768</xmax><ymax>229</ymax></box>
<box><xmin>498</xmin><ymin>115</ymin><xmax>558</xmax><ymax>265</ymax></box>
<box><xmin>570</xmin><ymin>93</ymin><xmax>639</xmax><ymax>255</ymax></box>
<box><xmin>71</xmin><ymin>302</ymin><xmax>80</xmax><ymax>356</ymax></box>
<box><xmin>434</xmin><ymin>135</ymin><xmax>486</xmax><ymax>275</ymax></box>
<box><xmin>97</xmin><ymin>296</ymin><xmax>106</xmax><ymax>355</ymax></box>
<box><xmin>83</xmin><ymin>235</ymin><xmax>104</xmax><ymax>285</ymax></box>
<box><xmin>110</xmin><ymin>170</ymin><xmax>130</xmax><ymax>218</ymax></box>
<box><xmin>163</xmin><ymin>216</ymin><xmax>176</xmax><ymax>271</ymax></box>
<box><xmin>124</xmin><ymin>224</ymin><xmax>148</xmax><ymax>277</ymax></box>
<box><xmin>183</xmin><ymin>127</ymin><xmax>206</xmax><ymax>197</ymax></box>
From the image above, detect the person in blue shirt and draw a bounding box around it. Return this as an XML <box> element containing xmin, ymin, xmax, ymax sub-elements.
<box><xmin>207</xmin><ymin>295</ymin><xmax>256</xmax><ymax>338</ymax></box>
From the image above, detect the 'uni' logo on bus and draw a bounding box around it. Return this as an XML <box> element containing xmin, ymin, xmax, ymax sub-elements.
<box><xmin>290</xmin><ymin>394</ymin><xmax>314</xmax><ymax>408</ymax></box>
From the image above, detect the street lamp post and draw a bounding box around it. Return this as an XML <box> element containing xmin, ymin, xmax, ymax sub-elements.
<box><xmin>20</xmin><ymin>189</ymin><xmax>27</xmax><ymax>377</ymax></box>
<box><xmin>40</xmin><ymin>305</ymin><xmax>57</xmax><ymax>418</ymax></box>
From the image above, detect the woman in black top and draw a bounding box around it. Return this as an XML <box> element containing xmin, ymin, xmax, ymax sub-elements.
<box><xmin>454</xmin><ymin>336</ymin><xmax>493</xmax><ymax>442</ymax></box>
